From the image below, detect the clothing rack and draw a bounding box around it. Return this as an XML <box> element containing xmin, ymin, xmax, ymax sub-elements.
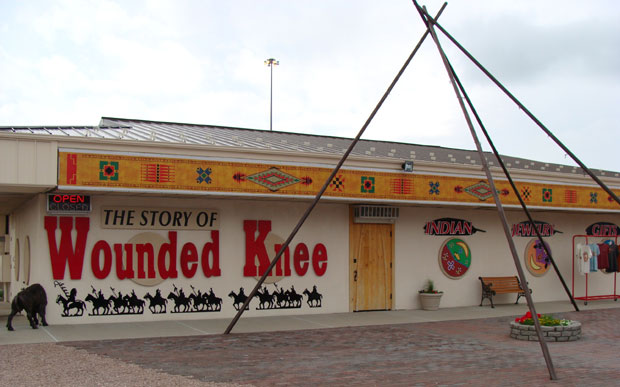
<box><xmin>571</xmin><ymin>234</ymin><xmax>619</xmax><ymax>305</ymax></box>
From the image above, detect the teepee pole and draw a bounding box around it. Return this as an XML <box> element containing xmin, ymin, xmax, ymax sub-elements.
<box><xmin>412</xmin><ymin>1</ymin><xmax>557</xmax><ymax>380</ymax></box>
<box><xmin>224</xmin><ymin>3</ymin><xmax>448</xmax><ymax>335</ymax></box>
<box><xmin>417</xmin><ymin>5</ymin><xmax>620</xmax><ymax>207</ymax></box>
<box><xmin>447</xmin><ymin>59</ymin><xmax>579</xmax><ymax>312</ymax></box>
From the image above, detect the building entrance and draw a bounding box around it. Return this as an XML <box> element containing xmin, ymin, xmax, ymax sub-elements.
<box><xmin>349</xmin><ymin>209</ymin><xmax>394</xmax><ymax>311</ymax></box>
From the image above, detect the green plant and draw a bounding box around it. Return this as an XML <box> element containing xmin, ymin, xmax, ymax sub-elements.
<box><xmin>419</xmin><ymin>279</ymin><xmax>442</xmax><ymax>294</ymax></box>
<box><xmin>515</xmin><ymin>311</ymin><xmax>571</xmax><ymax>326</ymax></box>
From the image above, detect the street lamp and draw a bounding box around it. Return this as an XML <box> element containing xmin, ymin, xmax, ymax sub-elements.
<box><xmin>264</xmin><ymin>58</ymin><xmax>279</xmax><ymax>131</ymax></box>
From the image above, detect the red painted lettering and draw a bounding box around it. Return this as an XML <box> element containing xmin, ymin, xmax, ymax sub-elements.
<box><xmin>201</xmin><ymin>230</ymin><xmax>221</xmax><ymax>277</ymax></box>
<box><xmin>114</xmin><ymin>243</ymin><xmax>134</xmax><ymax>280</ymax></box>
<box><xmin>453</xmin><ymin>221</ymin><xmax>463</xmax><ymax>235</ymax></box>
<box><xmin>243</xmin><ymin>220</ymin><xmax>271</xmax><ymax>276</ymax></box>
<box><xmin>427</xmin><ymin>222</ymin><xmax>440</xmax><ymax>235</ymax></box>
<box><xmin>180</xmin><ymin>242</ymin><xmax>198</xmax><ymax>278</ymax></box>
<box><xmin>440</xmin><ymin>222</ymin><xmax>451</xmax><ymax>235</ymax></box>
<box><xmin>135</xmin><ymin>243</ymin><xmax>156</xmax><ymax>279</ymax></box>
<box><xmin>294</xmin><ymin>243</ymin><xmax>309</xmax><ymax>276</ymax></box>
<box><xmin>91</xmin><ymin>240</ymin><xmax>112</xmax><ymax>279</ymax></box>
<box><xmin>312</xmin><ymin>243</ymin><xmax>328</xmax><ymax>276</ymax></box>
<box><xmin>157</xmin><ymin>231</ymin><xmax>178</xmax><ymax>279</ymax></box>
<box><xmin>44</xmin><ymin>216</ymin><xmax>89</xmax><ymax>280</ymax></box>
<box><xmin>273</xmin><ymin>244</ymin><xmax>291</xmax><ymax>276</ymax></box>
<box><xmin>463</xmin><ymin>222</ymin><xmax>473</xmax><ymax>235</ymax></box>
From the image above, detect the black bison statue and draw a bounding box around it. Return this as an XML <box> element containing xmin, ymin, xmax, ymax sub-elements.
<box><xmin>6</xmin><ymin>283</ymin><xmax>48</xmax><ymax>331</ymax></box>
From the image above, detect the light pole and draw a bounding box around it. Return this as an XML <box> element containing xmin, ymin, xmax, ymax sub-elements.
<box><xmin>264</xmin><ymin>58</ymin><xmax>279</xmax><ymax>131</ymax></box>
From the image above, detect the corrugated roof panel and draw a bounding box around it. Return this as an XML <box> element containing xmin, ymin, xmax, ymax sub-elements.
<box><xmin>0</xmin><ymin>117</ymin><xmax>614</xmax><ymax>177</ymax></box>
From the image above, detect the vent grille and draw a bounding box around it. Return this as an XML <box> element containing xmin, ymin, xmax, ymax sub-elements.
<box><xmin>353</xmin><ymin>205</ymin><xmax>399</xmax><ymax>224</ymax></box>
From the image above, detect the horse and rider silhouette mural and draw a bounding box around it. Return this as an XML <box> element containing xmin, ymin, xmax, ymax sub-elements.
<box><xmin>303</xmin><ymin>285</ymin><xmax>323</xmax><ymax>307</ymax></box>
<box><xmin>51</xmin><ymin>282</ymin><xmax>321</xmax><ymax>318</ymax></box>
<box><xmin>229</xmin><ymin>284</ymin><xmax>323</xmax><ymax>311</ymax></box>
<box><xmin>144</xmin><ymin>289</ymin><xmax>167</xmax><ymax>314</ymax></box>
<box><xmin>54</xmin><ymin>282</ymin><xmax>86</xmax><ymax>317</ymax></box>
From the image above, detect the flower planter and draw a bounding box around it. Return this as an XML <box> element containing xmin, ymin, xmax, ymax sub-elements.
<box><xmin>509</xmin><ymin>320</ymin><xmax>581</xmax><ymax>342</ymax></box>
<box><xmin>419</xmin><ymin>292</ymin><xmax>443</xmax><ymax>311</ymax></box>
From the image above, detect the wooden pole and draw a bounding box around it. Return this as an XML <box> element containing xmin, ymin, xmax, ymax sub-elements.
<box><xmin>223</xmin><ymin>3</ymin><xmax>448</xmax><ymax>335</ymax></box>
<box><xmin>419</xmin><ymin>7</ymin><xmax>620</xmax><ymax>207</ymax></box>
<box><xmin>412</xmin><ymin>1</ymin><xmax>557</xmax><ymax>380</ymax></box>
<box><xmin>447</xmin><ymin>59</ymin><xmax>579</xmax><ymax>312</ymax></box>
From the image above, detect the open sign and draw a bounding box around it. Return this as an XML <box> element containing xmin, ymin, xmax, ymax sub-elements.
<box><xmin>47</xmin><ymin>194</ymin><xmax>91</xmax><ymax>213</ymax></box>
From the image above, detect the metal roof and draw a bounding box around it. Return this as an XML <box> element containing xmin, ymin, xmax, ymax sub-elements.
<box><xmin>1</xmin><ymin>116</ymin><xmax>617</xmax><ymax>178</ymax></box>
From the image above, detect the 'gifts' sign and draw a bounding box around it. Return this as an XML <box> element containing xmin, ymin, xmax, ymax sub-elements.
<box><xmin>585</xmin><ymin>222</ymin><xmax>620</xmax><ymax>236</ymax></box>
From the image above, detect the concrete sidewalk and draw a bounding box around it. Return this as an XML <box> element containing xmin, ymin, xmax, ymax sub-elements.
<box><xmin>2</xmin><ymin>298</ymin><xmax>619</xmax><ymax>344</ymax></box>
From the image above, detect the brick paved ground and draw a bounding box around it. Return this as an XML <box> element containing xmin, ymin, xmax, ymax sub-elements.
<box><xmin>64</xmin><ymin>308</ymin><xmax>620</xmax><ymax>386</ymax></box>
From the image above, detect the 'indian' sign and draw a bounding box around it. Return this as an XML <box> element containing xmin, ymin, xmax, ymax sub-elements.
<box><xmin>424</xmin><ymin>218</ymin><xmax>485</xmax><ymax>236</ymax></box>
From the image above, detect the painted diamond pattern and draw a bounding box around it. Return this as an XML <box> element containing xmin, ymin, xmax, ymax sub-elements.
<box><xmin>331</xmin><ymin>175</ymin><xmax>345</xmax><ymax>192</ymax></box>
<box><xmin>196</xmin><ymin>167</ymin><xmax>212</xmax><ymax>184</ymax></box>
<box><xmin>521</xmin><ymin>187</ymin><xmax>531</xmax><ymax>201</ymax></box>
<box><xmin>247</xmin><ymin>167</ymin><xmax>300</xmax><ymax>191</ymax></box>
<box><xmin>429</xmin><ymin>181</ymin><xmax>440</xmax><ymax>195</ymax></box>
<box><xmin>99</xmin><ymin>161</ymin><xmax>119</xmax><ymax>181</ymax></box>
<box><xmin>361</xmin><ymin>176</ymin><xmax>375</xmax><ymax>193</ymax></box>
<box><xmin>590</xmin><ymin>192</ymin><xmax>598</xmax><ymax>203</ymax></box>
<box><xmin>464</xmin><ymin>181</ymin><xmax>493</xmax><ymax>201</ymax></box>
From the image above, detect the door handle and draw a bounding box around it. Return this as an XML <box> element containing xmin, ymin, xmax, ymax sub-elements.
<box><xmin>354</xmin><ymin>270</ymin><xmax>357</xmax><ymax>281</ymax></box>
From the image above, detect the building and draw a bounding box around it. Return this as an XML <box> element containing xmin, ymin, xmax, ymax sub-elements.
<box><xmin>1</xmin><ymin>117</ymin><xmax>619</xmax><ymax>325</ymax></box>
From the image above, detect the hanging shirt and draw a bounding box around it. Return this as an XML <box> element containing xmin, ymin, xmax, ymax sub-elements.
<box><xmin>588</xmin><ymin>243</ymin><xmax>600</xmax><ymax>272</ymax></box>
<box><xmin>606</xmin><ymin>243</ymin><xmax>619</xmax><ymax>273</ymax></box>
<box><xmin>576</xmin><ymin>243</ymin><xmax>592</xmax><ymax>275</ymax></box>
<box><xmin>598</xmin><ymin>243</ymin><xmax>610</xmax><ymax>270</ymax></box>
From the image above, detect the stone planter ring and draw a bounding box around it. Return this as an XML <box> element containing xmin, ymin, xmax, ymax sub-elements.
<box><xmin>510</xmin><ymin>320</ymin><xmax>581</xmax><ymax>342</ymax></box>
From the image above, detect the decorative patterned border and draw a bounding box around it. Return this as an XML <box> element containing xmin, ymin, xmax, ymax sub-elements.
<box><xmin>58</xmin><ymin>151</ymin><xmax>620</xmax><ymax>210</ymax></box>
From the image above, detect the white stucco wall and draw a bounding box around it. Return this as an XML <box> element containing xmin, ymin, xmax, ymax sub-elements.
<box><xmin>12</xmin><ymin>191</ymin><xmax>620</xmax><ymax>325</ymax></box>
<box><xmin>27</xmin><ymin>194</ymin><xmax>349</xmax><ymax>325</ymax></box>
<box><xmin>394</xmin><ymin>206</ymin><xmax>620</xmax><ymax>310</ymax></box>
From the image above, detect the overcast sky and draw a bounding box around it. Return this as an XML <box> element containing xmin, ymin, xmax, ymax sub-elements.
<box><xmin>1</xmin><ymin>1</ymin><xmax>619</xmax><ymax>172</ymax></box>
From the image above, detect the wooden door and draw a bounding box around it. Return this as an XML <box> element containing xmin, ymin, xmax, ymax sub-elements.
<box><xmin>349</xmin><ymin>211</ymin><xmax>393</xmax><ymax>311</ymax></box>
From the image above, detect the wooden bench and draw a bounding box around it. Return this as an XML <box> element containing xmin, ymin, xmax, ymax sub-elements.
<box><xmin>478</xmin><ymin>276</ymin><xmax>530</xmax><ymax>308</ymax></box>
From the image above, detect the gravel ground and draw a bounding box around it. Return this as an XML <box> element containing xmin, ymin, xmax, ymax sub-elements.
<box><xmin>0</xmin><ymin>343</ymin><xmax>249</xmax><ymax>387</ymax></box>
